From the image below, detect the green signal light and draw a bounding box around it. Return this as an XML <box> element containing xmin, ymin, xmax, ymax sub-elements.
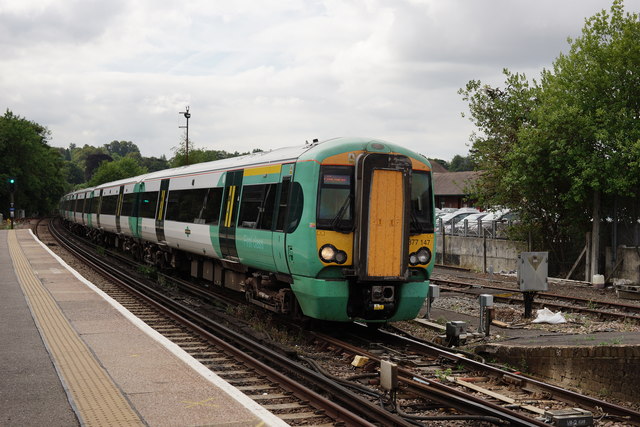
<box><xmin>9</xmin><ymin>178</ymin><xmax>15</xmax><ymax>183</ymax></box>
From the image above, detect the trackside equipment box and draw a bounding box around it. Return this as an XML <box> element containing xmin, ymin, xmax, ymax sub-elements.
<box><xmin>517</xmin><ymin>252</ymin><xmax>549</xmax><ymax>292</ymax></box>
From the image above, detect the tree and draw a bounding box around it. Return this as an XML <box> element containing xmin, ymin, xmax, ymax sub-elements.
<box><xmin>69</xmin><ymin>144</ymin><xmax>109</xmax><ymax>181</ymax></box>
<box><xmin>169</xmin><ymin>139</ymin><xmax>250</xmax><ymax>167</ymax></box>
<box><xmin>139</xmin><ymin>155</ymin><xmax>169</xmax><ymax>172</ymax></box>
<box><xmin>448</xmin><ymin>155</ymin><xmax>476</xmax><ymax>172</ymax></box>
<box><xmin>460</xmin><ymin>0</ymin><xmax>640</xmax><ymax>274</ymax></box>
<box><xmin>104</xmin><ymin>140</ymin><xmax>140</xmax><ymax>158</ymax></box>
<box><xmin>64</xmin><ymin>161</ymin><xmax>85</xmax><ymax>186</ymax></box>
<box><xmin>85</xmin><ymin>153</ymin><xmax>113</xmax><ymax>181</ymax></box>
<box><xmin>88</xmin><ymin>157</ymin><xmax>148</xmax><ymax>186</ymax></box>
<box><xmin>0</xmin><ymin>110</ymin><xmax>67</xmax><ymax>216</ymax></box>
<box><xmin>459</xmin><ymin>71</ymin><xmax>540</xmax><ymax>213</ymax></box>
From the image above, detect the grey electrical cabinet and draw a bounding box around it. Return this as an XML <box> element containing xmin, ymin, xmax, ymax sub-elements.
<box><xmin>517</xmin><ymin>252</ymin><xmax>549</xmax><ymax>291</ymax></box>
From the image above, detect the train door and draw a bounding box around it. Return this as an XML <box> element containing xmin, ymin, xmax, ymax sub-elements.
<box><xmin>73</xmin><ymin>196</ymin><xmax>78</xmax><ymax>223</ymax></box>
<box><xmin>115</xmin><ymin>185</ymin><xmax>124</xmax><ymax>234</ymax></box>
<box><xmin>82</xmin><ymin>191</ymin><xmax>90</xmax><ymax>226</ymax></box>
<box><xmin>96</xmin><ymin>189</ymin><xmax>103</xmax><ymax>228</ymax></box>
<box><xmin>155</xmin><ymin>179</ymin><xmax>170</xmax><ymax>242</ymax></box>
<box><xmin>272</xmin><ymin>163</ymin><xmax>295</xmax><ymax>274</ymax></box>
<box><xmin>355</xmin><ymin>153</ymin><xmax>412</xmax><ymax>280</ymax></box>
<box><xmin>86</xmin><ymin>191</ymin><xmax>94</xmax><ymax>228</ymax></box>
<box><xmin>130</xmin><ymin>182</ymin><xmax>144</xmax><ymax>238</ymax></box>
<box><xmin>219</xmin><ymin>170</ymin><xmax>243</xmax><ymax>258</ymax></box>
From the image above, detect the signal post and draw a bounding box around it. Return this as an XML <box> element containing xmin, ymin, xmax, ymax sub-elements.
<box><xmin>8</xmin><ymin>177</ymin><xmax>15</xmax><ymax>229</ymax></box>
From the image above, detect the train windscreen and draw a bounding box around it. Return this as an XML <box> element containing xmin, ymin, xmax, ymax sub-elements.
<box><xmin>410</xmin><ymin>171</ymin><xmax>434</xmax><ymax>234</ymax></box>
<box><xmin>317</xmin><ymin>166</ymin><xmax>354</xmax><ymax>232</ymax></box>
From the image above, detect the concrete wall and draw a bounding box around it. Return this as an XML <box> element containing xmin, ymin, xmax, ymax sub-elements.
<box><xmin>479</xmin><ymin>344</ymin><xmax>640</xmax><ymax>401</ymax></box>
<box><xmin>435</xmin><ymin>234</ymin><xmax>528</xmax><ymax>273</ymax></box>
<box><xmin>605</xmin><ymin>246</ymin><xmax>640</xmax><ymax>284</ymax></box>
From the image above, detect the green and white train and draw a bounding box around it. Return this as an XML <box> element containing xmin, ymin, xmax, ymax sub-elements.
<box><xmin>60</xmin><ymin>137</ymin><xmax>436</xmax><ymax>322</ymax></box>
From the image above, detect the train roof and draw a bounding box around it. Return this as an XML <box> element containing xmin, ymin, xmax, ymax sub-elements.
<box><xmin>67</xmin><ymin>137</ymin><xmax>430</xmax><ymax>196</ymax></box>
<box><xmin>137</xmin><ymin>136</ymin><xmax>429</xmax><ymax>182</ymax></box>
<box><xmin>139</xmin><ymin>142</ymin><xmax>310</xmax><ymax>182</ymax></box>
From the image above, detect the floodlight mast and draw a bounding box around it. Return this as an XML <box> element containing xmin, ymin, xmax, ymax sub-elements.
<box><xmin>179</xmin><ymin>106</ymin><xmax>191</xmax><ymax>165</ymax></box>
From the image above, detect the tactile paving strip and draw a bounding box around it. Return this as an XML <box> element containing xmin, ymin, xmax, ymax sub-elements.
<box><xmin>8</xmin><ymin>231</ymin><xmax>144</xmax><ymax>427</ymax></box>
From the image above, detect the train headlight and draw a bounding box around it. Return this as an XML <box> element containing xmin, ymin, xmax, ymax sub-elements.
<box><xmin>409</xmin><ymin>247</ymin><xmax>432</xmax><ymax>266</ymax></box>
<box><xmin>417</xmin><ymin>247</ymin><xmax>431</xmax><ymax>265</ymax></box>
<box><xmin>319</xmin><ymin>244</ymin><xmax>337</xmax><ymax>262</ymax></box>
<box><xmin>319</xmin><ymin>244</ymin><xmax>348</xmax><ymax>264</ymax></box>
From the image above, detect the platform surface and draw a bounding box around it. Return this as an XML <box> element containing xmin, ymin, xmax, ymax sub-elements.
<box><xmin>0</xmin><ymin>229</ymin><xmax>287</xmax><ymax>427</ymax></box>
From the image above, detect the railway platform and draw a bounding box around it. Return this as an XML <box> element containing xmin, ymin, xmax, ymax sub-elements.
<box><xmin>0</xmin><ymin>229</ymin><xmax>287</xmax><ymax>427</ymax></box>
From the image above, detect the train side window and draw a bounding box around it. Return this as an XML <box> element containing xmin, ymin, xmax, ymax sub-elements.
<box><xmin>165</xmin><ymin>188</ymin><xmax>209</xmax><ymax>223</ymax></box>
<box><xmin>238</xmin><ymin>185</ymin><xmax>265</xmax><ymax>229</ymax></box>
<box><xmin>121</xmin><ymin>193</ymin><xmax>136</xmax><ymax>216</ymax></box>
<box><xmin>138</xmin><ymin>191</ymin><xmax>159</xmax><ymax>218</ymax></box>
<box><xmin>287</xmin><ymin>182</ymin><xmax>304</xmax><ymax>233</ymax></box>
<box><xmin>201</xmin><ymin>187</ymin><xmax>223</xmax><ymax>225</ymax></box>
<box><xmin>275</xmin><ymin>178</ymin><xmax>291</xmax><ymax>232</ymax></box>
<box><xmin>164</xmin><ymin>190</ymin><xmax>180</xmax><ymax>221</ymax></box>
<box><xmin>92</xmin><ymin>198</ymin><xmax>99</xmax><ymax>214</ymax></box>
<box><xmin>101</xmin><ymin>195</ymin><xmax>118</xmax><ymax>215</ymax></box>
<box><xmin>181</xmin><ymin>189</ymin><xmax>208</xmax><ymax>223</ymax></box>
<box><xmin>238</xmin><ymin>184</ymin><xmax>277</xmax><ymax>230</ymax></box>
<box><xmin>259</xmin><ymin>184</ymin><xmax>277</xmax><ymax>230</ymax></box>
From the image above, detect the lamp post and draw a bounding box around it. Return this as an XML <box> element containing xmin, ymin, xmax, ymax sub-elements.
<box><xmin>179</xmin><ymin>106</ymin><xmax>191</xmax><ymax>165</ymax></box>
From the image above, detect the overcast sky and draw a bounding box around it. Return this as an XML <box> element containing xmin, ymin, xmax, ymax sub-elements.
<box><xmin>2</xmin><ymin>0</ymin><xmax>638</xmax><ymax>161</ymax></box>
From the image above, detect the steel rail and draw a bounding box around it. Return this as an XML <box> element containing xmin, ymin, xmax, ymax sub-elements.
<box><xmin>314</xmin><ymin>331</ymin><xmax>547</xmax><ymax>427</ymax></box>
<box><xmin>431</xmin><ymin>277</ymin><xmax>640</xmax><ymax>322</ymax></box>
<box><xmin>376</xmin><ymin>327</ymin><xmax>640</xmax><ymax>424</ymax></box>
<box><xmin>47</xmin><ymin>219</ymin><xmax>413</xmax><ymax>427</ymax></box>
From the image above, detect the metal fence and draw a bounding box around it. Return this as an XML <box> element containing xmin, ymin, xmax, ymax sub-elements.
<box><xmin>436</xmin><ymin>218</ymin><xmax>516</xmax><ymax>239</ymax></box>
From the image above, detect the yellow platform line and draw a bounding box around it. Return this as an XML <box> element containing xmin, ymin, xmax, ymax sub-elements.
<box><xmin>8</xmin><ymin>230</ymin><xmax>144</xmax><ymax>427</ymax></box>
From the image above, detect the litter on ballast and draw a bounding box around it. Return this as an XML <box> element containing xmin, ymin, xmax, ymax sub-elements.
<box><xmin>532</xmin><ymin>307</ymin><xmax>566</xmax><ymax>324</ymax></box>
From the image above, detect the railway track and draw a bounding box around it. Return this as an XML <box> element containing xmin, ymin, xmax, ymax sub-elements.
<box><xmin>431</xmin><ymin>274</ymin><xmax>640</xmax><ymax>324</ymax></box>
<box><xmin>38</xmin><ymin>219</ymin><xmax>640</xmax><ymax>425</ymax></box>
<box><xmin>40</xmin><ymin>218</ymin><xmax>404</xmax><ymax>426</ymax></box>
<box><xmin>301</xmin><ymin>324</ymin><xmax>640</xmax><ymax>426</ymax></box>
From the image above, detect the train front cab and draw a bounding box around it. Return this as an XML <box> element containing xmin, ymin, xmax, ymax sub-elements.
<box><xmin>289</xmin><ymin>141</ymin><xmax>435</xmax><ymax>322</ymax></box>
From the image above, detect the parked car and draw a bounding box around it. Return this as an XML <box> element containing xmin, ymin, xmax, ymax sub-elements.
<box><xmin>437</xmin><ymin>208</ymin><xmax>480</xmax><ymax>233</ymax></box>
<box><xmin>450</xmin><ymin>212</ymin><xmax>488</xmax><ymax>235</ymax></box>
<box><xmin>479</xmin><ymin>209</ymin><xmax>519</xmax><ymax>237</ymax></box>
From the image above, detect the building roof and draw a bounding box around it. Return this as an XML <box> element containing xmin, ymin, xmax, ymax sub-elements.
<box><xmin>433</xmin><ymin>171</ymin><xmax>482</xmax><ymax>196</ymax></box>
<box><xmin>428</xmin><ymin>161</ymin><xmax>449</xmax><ymax>173</ymax></box>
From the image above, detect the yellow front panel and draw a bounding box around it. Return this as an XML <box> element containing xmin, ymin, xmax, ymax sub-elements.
<box><xmin>316</xmin><ymin>230</ymin><xmax>353</xmax><ymax>265</ymax></box>
<box><xmin>367</xmin><ymin>170</ymin><xmax>404</xmax><ymax>276</ymax></box>
<box><xmin>409</xmin><ymin>233</ymin><xmax>435</xmax><ymax>266</ymax></box>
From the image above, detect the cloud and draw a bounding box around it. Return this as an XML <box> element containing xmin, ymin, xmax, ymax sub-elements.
<box><xmin>1</xmin><ymin>0</ymin><xmax>637</xmax><ymax>161</ymax></box>
<box><xmin>0</xmin><ymin>0</ymin><xmax>125</xmax><ymax>57</ymax></box>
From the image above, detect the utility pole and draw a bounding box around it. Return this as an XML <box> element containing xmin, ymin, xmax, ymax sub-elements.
<box><xmin>179</xmin><ymin>106</ymin><xmax>191</xmax><ymax>165</ymax></box>
<box><xmin>590</xmin><ymin>190</ymin><xmax>601</xmax><ymax>282</ymax></box>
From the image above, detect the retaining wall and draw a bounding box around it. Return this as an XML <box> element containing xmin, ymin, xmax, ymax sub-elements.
<box><xmin>478</xmin><ymin>343</ymin><xmax>640</xmax><ymax>401</ymax></box>
<box><xmin>435</xmin><ymin>234</ymin><xmax>528</xmax><ymax>273</ymax></box>
<box><xmin>606</xmin><ymin>246</ymin><xmax>640</xmax><ymax>285</ymax></box>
